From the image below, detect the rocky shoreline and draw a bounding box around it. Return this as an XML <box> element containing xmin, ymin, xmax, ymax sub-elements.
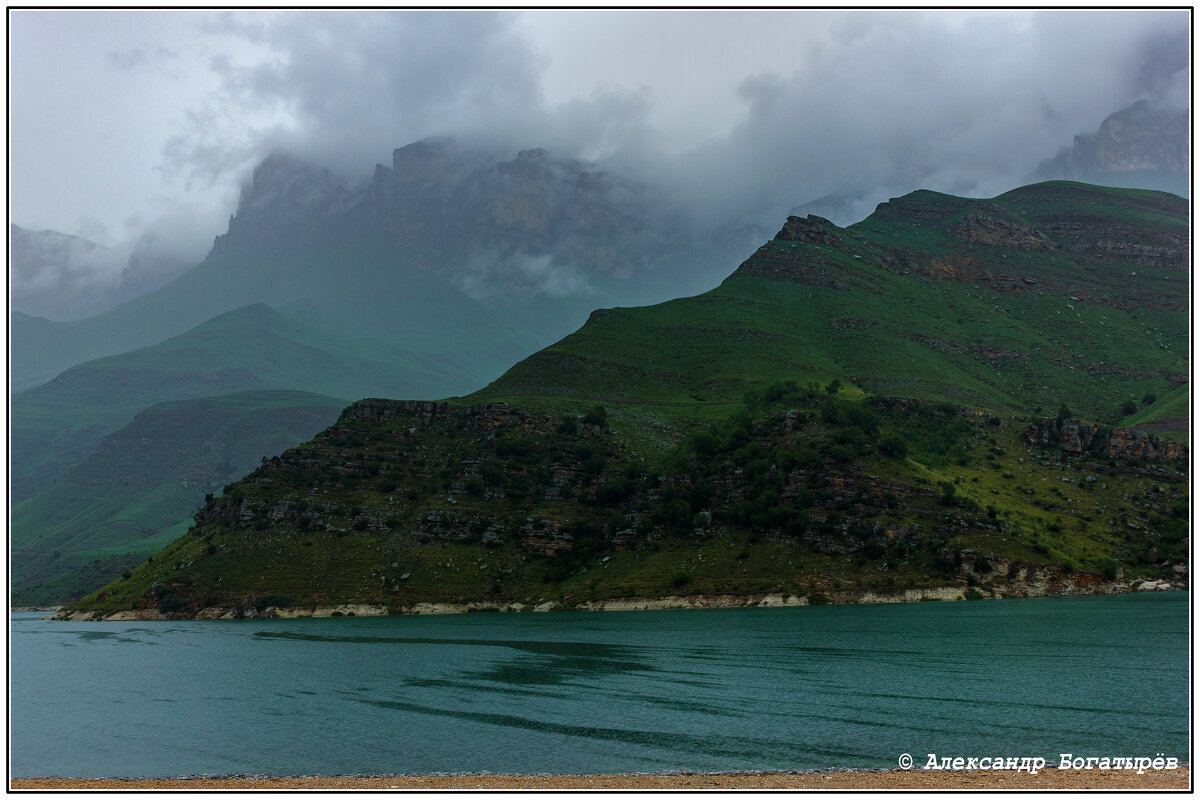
<box><xmin>49</xmin><ymin>574</ymin><xmax>1183</xmax><ymax>621</ymax></box>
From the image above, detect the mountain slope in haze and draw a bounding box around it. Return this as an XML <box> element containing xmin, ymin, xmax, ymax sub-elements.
<box><xmin>11</xmin><ymin>302</ymin><xmax>473</xmax><ymax>501</ymax></box>
<box><xmin>62</xmin><ymin>181</ymin><xmax>1189</xmax><ymax>620</ymax></box>
<box><xmin>13</xmin><ymin>142</ymin><xmax>757</xmax><ymax>393</ymax></box>
<box><xmin>11</xmin><ymin>233</ymin><xmax>541</xmax><ymax>395</ymax></box>
<box><xmin>12</xmin><ymin>390</ymin><xmax>346</xmax><ymax>606</ymax></box>
<box><xmin>11</xmin><ymin>300</ymin><xmax>486</xmax><ymax>597</ymax></box>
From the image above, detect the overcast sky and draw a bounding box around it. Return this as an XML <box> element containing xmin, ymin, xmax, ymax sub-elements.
<box><xmin>8</xmin><ymin>9</ymin><xmax>1191</xmax><ymax>271</ymax></box>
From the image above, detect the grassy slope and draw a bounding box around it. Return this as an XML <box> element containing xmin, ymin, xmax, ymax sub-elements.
<box><xmin>11</xmin><ymin>390</ymin><xmax>346</xmax><ymax>605</ymax></box>
<box><xmin>1126</xmin><ymin>383</ymin><xmax>1189</xmax><ymax>424</ymax></box>
<box><xmin>476</xmin><ymin>183</ymin><xmax>1186</xmax><ymax>420</ymax></box>
<box><xmin>1123</xmin><ymin>383</ymin><xmax>1190</xmax><ymax>445</ymax></box>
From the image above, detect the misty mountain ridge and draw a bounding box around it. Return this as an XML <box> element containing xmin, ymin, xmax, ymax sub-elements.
<box><xmin>784</xmin><ymin>102</ymin><xmax>1191</xmax><ymax>230</ymax></box>
<box><xmin>12</xmin><ymin>138</ymin><xmax>764</xmax><ymax>394</ymax></box>
<box><xmin>215</xmin><ymin>138</ymin><xmax>754</xmax><ymax>301</ymax></box>
<box><xmin>10</xmin><ymin>224</ymin><xmax>194</xmax><ymax>322</ymax></box>
<box><xmin>12</xmin><ymin>96</ymin><xmax>1184</xmax><ymax>327</ymax></box>
<box><xmin>1032</xmin><ymin>100</ymin><xmax>1189</xmax><ymax>196</ymax></box>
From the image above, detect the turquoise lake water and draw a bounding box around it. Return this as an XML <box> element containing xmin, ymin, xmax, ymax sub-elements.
<box><xmin>10</xmin><ymin>592</ymin><xmax>1189</xmax><ymax>778</ymax></box>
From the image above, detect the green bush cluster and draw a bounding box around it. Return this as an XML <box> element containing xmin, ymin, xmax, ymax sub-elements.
<box><xmin>743</xmin><ymin>379</ymin><xmax>823</xmax><ymax>413</ymax></box>
<box><xmin>581</xmin><ymin>405</ymin><xmax>608</xmax><ymax>427</ymax></box>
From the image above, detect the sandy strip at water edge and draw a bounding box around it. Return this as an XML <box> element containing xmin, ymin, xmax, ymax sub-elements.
<box><xmin>12</xmin><ymin>767</ymin><xmax>1190</xmax><ymax>790</ymax></box>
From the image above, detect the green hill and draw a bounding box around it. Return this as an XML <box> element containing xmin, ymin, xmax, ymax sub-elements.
<box><xmin>11</xmin><ymin>302</ymin><xmax>475</xmax><ymax>502</ymax></box>
<box><xmin>477</xmin><ymin>182</ymin><xmax>1187</xmax><ymax>417</ymax></box>
<box><xmin>12</xmin><ymin>390</ymin><xmax>346</xmax><ymax>606</ymax></box>
<box><xmin>60</xmin><ymin>182</ymin><xmax>1190</xmax><ymax>619</ymax></box>
<box><xmin>1121</xmin><ymin>383</ymin><xmax>1189</xmax><ymax>444</ymax></box>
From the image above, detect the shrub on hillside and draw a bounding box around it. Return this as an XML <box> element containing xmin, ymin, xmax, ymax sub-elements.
<box><xmin>581</xmin><ymin>405</ymin><xmax>608</xmax><ymax>427</ymax></box>
<box><xmin>879</xmin><ymin>433</ymin><xmax>908</xmax><ymax>458</ymax></box>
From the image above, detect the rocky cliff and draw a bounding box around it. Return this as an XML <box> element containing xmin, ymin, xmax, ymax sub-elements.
<box><xmin>1033</xmin><ymin>100</ymin><xmax>1189</xmax><ymax>192</ymax></box>
<box><xmin>1096</xmin><ymin>100</ymin><xmax>1189</xmax><ymax>173</ymax></box>
<box><xmin>210</xmin><ymin>139</ymin><xmax>746</xmax><ymax>297</ymax></box>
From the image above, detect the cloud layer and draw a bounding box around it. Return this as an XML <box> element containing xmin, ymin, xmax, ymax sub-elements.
<box><xmin>171</xmin><ymin>9</ymin><xmax>1194</xmax><ymax>228</ymax></box>
<box><xmin>10</xmin><ymin>9</ymin><xmax>1191</xmax><ymax>303</ymax></box>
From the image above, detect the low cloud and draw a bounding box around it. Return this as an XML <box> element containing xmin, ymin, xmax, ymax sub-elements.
<box><xmin>453</xmin><ymin>252</ymin><xmax>596</xmax><ymax>301</ymax></box>
<box><xmin>643</xmin><ymin>10</ymin><xmax>1191</xmax><ymax>227</ymax></box>
<box><xmin>183</xmin><ymin>11</ymin><xmax>547</xmax><ymax>181</ymax></box>
<box><xmin>105</xmin><ymin>45</ymin><xmax>179</xmax><ymax>70</ymax></box>
<box><xmin>180</xmin><ymin>9</ymin><xmax>1187</xmax><ymax>234</ymax></box>
<box><xmin>105</xmin><ymin>48</ymin><xmax>147</xmax><ymax>70</ymax></box>
<box><xmin>11</xmin><ymin>194</ymin><xmax>228</xmax><ymax>319</ymax></box>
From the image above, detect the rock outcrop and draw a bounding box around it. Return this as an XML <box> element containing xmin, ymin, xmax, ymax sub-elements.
<box><xmin>774</xmin><ymin>214</ymin><xmax>844</xmax><ymax>247</ymax></box>
<box><xmin>952</xmin><ymin>212</ymin><xmax>1055</xmax><ymax>251</ymax></box>
<box><xmin>1024</xmin><ymin>418</ymin><xmax>1186</xmax><ymax>462</ymax></box>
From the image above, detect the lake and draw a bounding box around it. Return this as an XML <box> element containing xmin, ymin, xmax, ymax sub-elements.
<box><xmin>10</xmin><ymin>592</ymin><xmax>1188</xmax><ymax>778</ymax></box>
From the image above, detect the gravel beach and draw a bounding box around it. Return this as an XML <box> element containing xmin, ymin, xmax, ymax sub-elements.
<box><xmin>12</xmin><ymin>767</ymin><xmax>1189</xmax><ymax>790</ymax></box>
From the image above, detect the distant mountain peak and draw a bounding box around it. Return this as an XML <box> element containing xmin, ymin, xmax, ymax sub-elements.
<box><xmin>236</xmin><ymin>150</ymin><xmax>347</xmax><ymax>219</ymax></box>
<box><xmin>213</xmin><ymin>151</ymin><xmax>350</xmax><ymax>252</ymax></box>
<box><xmin>10</xmin><ymin>224</ymin><xmax>111</xmax><ymax>320</ymax></box>
<box><xmin>1032</xmin><ymin>101</ymin><xmax>1188</xmax><ymax>194</ymax></box>
<box><xmin>389</xmin><ymin>137</ymin><xmax>466</xmax><ymax>183</ymax></box>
